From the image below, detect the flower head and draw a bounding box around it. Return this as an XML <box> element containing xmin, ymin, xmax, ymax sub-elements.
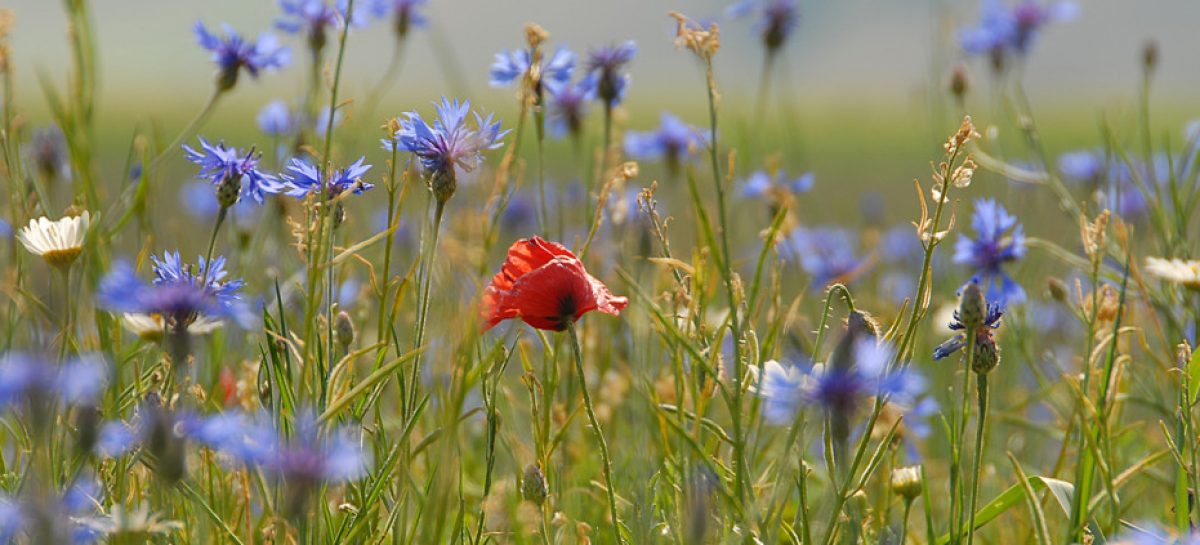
<box><xmin>748</xmin><ymin>359</ymin><xmax>809</xmax><ymax>424</ymax></box>
<box><xmin>385</xmin><ymin>98</ymin><xmax>506</xmax><ymax>202</ymax></box>
<box><xmin>740</xmin><ymin>169</ymin><xmax>813</xmax><ymax>199</ymax></box>
<box><xmin>0</xmin><ymin>353</ymin><xmax>107</xmax><ymax>408</ymax></box>
<box><xmin>781</xmin><ymin>226</ymin><xmax>865</xmax><ymax>287</ymax></box>
<box><xmin>933</xmin><ymin>286</ymin><xmax>1004</xmax><ymax>362</ymax></box>
<box><xmin>482</xmin><ymin>236</ymin><xmax>628</xmax><ymax>331</ymax></box>
<box><xmin>1056</xmin><ymin>149</ymin><xmax>1105</xmax><ymax>186</ymax></box>
<box><xmin>183</xmin><ymin>137</ymin><xmax>281</xmax><ymax>205</ymax></box>
<box><xmin>623</xmin><ymin>112</ymin><xmax>707</xmax><ymax>173</ymax></box>
<box><xmin>585</xmin><ymin>41</ymin><xmax>636</xmax><ymax>106</ymax></box>
<box><xmin>277</xmin><ymin>0</ymin><xmax>369</xmax><ymax>49</ymax></box>
<box><xmin>489</xmin><ymin>45</ymin><xmax>575</xmax><ymax>96</ymax></box>
<box><xmin>16</xmin><ymin>212</ymin><xmax>91</xmax><ymax>270</ymax></box>
<box><xmin>1146</xmin><ymin>258</ymin><xmax>1200</xmax><ymax>291</ymax></box>
<box><xmin>954</xmin><ymin>198</ymin><xmax>1026</xmax><ymax>306</ymax></box>
<box><xmin>728</xmin><ymin>0</ymin><xmax>800</xmax><ymax>51</ymax></box>
<box><xmin>369</xmin><ymin>0</ymin><xmax>428</xmax><ymax>37</ymax></box>
<box><xmin>958</xmin><ymin>0</ymin><xmax>1077</xmax><ymax>69</ymax></box>
<box><xmin>96</xmin><ymin>252</ymin><xmax>249</xmax><ymax>329</ymax></box>
<box><xmin>546</xmin><ymin>75</ymin><xmax>595</xmax><ymax>139</ymax></box>
<box><xmin>281</xmin><ymin>156</ymin><xmax>373</xmax><ymax>199</ymax></box>
<box><xmin>194</xmin><ymin>22</ymin><xmax>290</xmax><ymax>91</ymax></box>
<box><xmin>257</xmin><ymin>100</ymin><xmax>297</xmax><ymax>137</ymax></box>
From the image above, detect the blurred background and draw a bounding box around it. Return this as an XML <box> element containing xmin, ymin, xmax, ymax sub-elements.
<box><xmin>3</xmin><ymin>0</ymin><xmax>1198</xmax><ymax>224</ymax></box>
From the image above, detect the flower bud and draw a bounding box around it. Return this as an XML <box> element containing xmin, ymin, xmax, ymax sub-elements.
<box><xmin>890</xmin><ymin>466</ymin><xmax>923</xmax><ymax>501</ymax></box>
<box><xmin>430</xmin><ymin>168</ymin><xmax>457</xmax><ymax>205</ymax></box>
<box><xmin>1142</xmin><ymin>40</ymin><xmax>1158</xmax><ymax>74</ymax></box>
<box><xmin>335</xmin><ymin>311</ymin><xmax>355</xmax><ymax>349</ymax></box>
<box><xmin>949</xmin><ymin>64</ymin><xmax>969</xmax><ymax>101</ymax></box>
<box><xmin>972</xmin><ymin>335</ymin><xmax>1000</xmax><ymax>375</ymax></box>
<box><xmin>957</xmin><ymin>282</ymin><xmax>986</xmax><ymax>332</ymax></box>
<box><xmin>1046</xmin><ymin>277</ymin><xmax>1068</xmax><ymax>304</ymax></box>
<box><xmin>521</xmin><ymin>464</ymin><xmax>548</xmax><ymax>506</ymax></box>
<box><xmin>216</xmin><ymin>173</ymin><xmax>241</xmax><ymax>209</ymax></box>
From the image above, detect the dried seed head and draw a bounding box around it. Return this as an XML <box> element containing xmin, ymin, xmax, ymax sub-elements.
<box><xmin>1080</xmin><ymin>209</ymin><xmax>1110</xmax><ymax>261</ymax></box>
<box><xmin>669</xmin><ymin>12</ymin><xmax>720</xmax><ymax>59</ymax></box>
<box><xmin>524</xmin><ymin>23</ymin><xmax>549</xmax><ymax>49</ymax></box>
<box><xmin>944</xmin><ymin>116</ymin><xmax>980</xmax><ymax>155</ymax></box>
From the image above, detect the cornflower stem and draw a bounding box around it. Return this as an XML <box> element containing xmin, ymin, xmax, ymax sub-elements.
<box><xmin>950</xmin><ymin>329</ymin><xmax>977</xmax><ymax>545</ymax></box>
<box><xmin>321</xmin><ymin>0</ymin><xmax>355</xmax><ymax>165</ymax></box>
<box><xmin>566</xmin><ymin>322</ymin><xmax>623</xmax><ymax>545</ymax></box>
<box><xmin>201</xmin><ymin>205</ymin><xmax>229</xmax><ymax>285</ymax></box>
<box><xmin>147</xmin><ymin>89</ymin><xmax>222</xmax><ymax>173</ymax></box>
<box><xmin>700</xmin><ymin>54</ymin><xmax>752</xmax><ymax>520</ymax></box>
<box><xmin>411</xmin><ymin>198</ymin><xmax>445</xmax><ymax>413</ymax></box>
<box><xmin>596</xmin><ymin>101</ymin><xmax>613</xmax><ymax>211</ymax></box>
<box><xmin>965</xmin><ymin>372</ymin><xmax>989</xmax><ymax>545</ymax></box>
<box><xmin>534</xmin><ymin>103</ymin><xmax>549</xmax><ymax>235</ymax></box>
<box><xmin>375</xmin><ymin>147</ymin><xmax>401</xmax><ymax>363</ymax></box>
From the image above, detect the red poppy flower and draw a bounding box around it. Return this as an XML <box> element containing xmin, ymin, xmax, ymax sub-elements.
<box><xmin>482</xmin><ymin>237</ymin><xmax>628</xmax><ymax>331</ymax></box>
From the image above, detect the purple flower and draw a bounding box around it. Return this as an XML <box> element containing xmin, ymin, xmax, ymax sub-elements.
<box><xmin>749</xmin><ymin>359</ymin><xmax>809</xmax><ymax>424</ymax></box>
<box><xmin>585</xmin><ymin>41</ymin><xmax>636</xmax><ymax>106</ymax></box>
<box><xmin>1057</xmin><ymin>149</ymin><xmax>1104</xmax><ymax>185</ymax></box>
<box><xmin>740</xmin><ymin>169</ymin><xmax>813</xmax><ymax>199</ymax></box>
<box><xmin>281</xmin><ymin>156</ymin><xmax>373</xmax><ymax>199</ymax></box>
<box><xmin>546</xmin><ymin>75</ymin><xmax>595</xmax><ymax>139</ymax></box>
<box><xmin>385</xmin><ymin>98</ymin><xmax>507</xmax><ymax>182</ymax></box>
<box><xmin>958</xmin><ymin>0</ymin><xmax>1077</xmax><ymax>65</ymax></box>
<box><xmin>781</xmin><ymin>226</ymin><xmax>863</xmax><ymax>287</ymax></box>
<box><xmin>96</xmin><ymin>421</ymin><xmax>138</xmax><ymax>457</ymax></box>
<box><xmin>623</xmin><ymin>112</ymin><xmax>707</xmax><ymax>171</ymax></box>
<box><xmin>954</xmin><ymin>199</ymin><xmax>1026</xmax><ymax>306</ymax></box>
<box><xmin>96</xmin><ymin>252</ymin><xmax>250</xmax><ymax>328</ymax></box>
<box><xmin>0</xmin><ymin>353</ymin><xmax>107</xmax><ymax>407</ymax></box>
<box><xmin>934</xmin><ymin>296</ymin><xmax>1004</xmax><ymax>360</ymax></box>
<box><xmin>369</xmin><ymin>0</ymin><xmax>428</xmax><ymax>37</ymax></box>
<box><xmin>195</xmin><ymin>22</ymin><xmax>290</xmax><ymax>91</ymax></box>
<box><xmin>727</xmin><ymin>0</ymin><xmax>800</xmax><ymax>51</ymax></box>
<box><xmin>258</xmin><ymin>100</ymin><xmax>297</xmax><ymax>137</ymax></box>
<box><xmin>490</xmin><ymin>46</ymin><xmax>575</xmax><ymax>95</ymax></box>
<box><xmin>277</xmin><ymin>0</ymin><xmax>369</xmax><ymax>35</ymax></box>
<box><xmin>183</xmin><ymin>137</ymin><xmax>281</xmax><ymax>205</ymax></box>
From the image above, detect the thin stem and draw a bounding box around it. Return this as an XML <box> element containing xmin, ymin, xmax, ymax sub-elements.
<box><xmin>950</xmin><ymin>329</ymin><xmax>977</xmax><ymax>545</ymax></box>
<box><xmin>147</xmin><ymin>89</ymin><xmax>223</xmax><ymax>172</ymax></box>
<box><xmin>566</xmin><ymin>322</ymin><xmax>623</xmax><ymax>545</ymax></box>
<box><xmin>321</xmin><ymin>0</ymin><xmax>355</xmax><ymax>164</ymax></box>
<box><xmin>411</xmin><ymin>199</ymin><xmax>445</xmax><ymax>414</ymax></box>
<box><xmin>965</xmin><ymin>373</ymin><xmax>990</xmax><ymax>545</ymax></box>
<box><xmin>201</xmin><ymin>205</ymin><xmax>228</xmax><ymax>285</ymax></box>
<box><xmin>57</xmin><ymin>267</ymin><xmax>73</xmax><ymax>359</ymax></box>
<box><xmin>900</xmin><ymin>499</ymin><xmax>913</xmax><ymax>545</ymax></box>
<box><xmin>535</xmin><ymin>104</ymin><xmax>548</xmax><ymax>235</ymax></box>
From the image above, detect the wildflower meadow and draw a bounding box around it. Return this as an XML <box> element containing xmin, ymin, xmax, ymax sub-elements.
<box><xmin>1</xmin><ymin>0</ymin><xmax>1198</xmax><ymax>543</ymax></box>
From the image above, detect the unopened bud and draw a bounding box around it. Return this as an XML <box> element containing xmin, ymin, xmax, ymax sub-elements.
<box><xmin>949</xmin><ymin>64</ymin><xmax>969</xmax><ymax>100</ymax></box>
<box><xmin>890</xmin><ymin>466</ymin><xmax>923</xmax><ymax>501</ymax></box>
<box><xmin>957</xmin><ymin>282</ymin><xmax>985</xmax><ymax>332</ymax></box>
<box><xmin>1142</xmin><ymin>40</ymin><xmax>1158</xmax><ymax>74</ymax></box>
<box><xmin>335</xmin><ymin>311</ymin><xmax>355</xmax><ymax>348</ymax></box>
<box><xmin>216</xmin><ymin>173</ymin><xmax>241</xmax><ymax>209</ymax></box>
<box><xmin>1047</xmin><ymin>277</ymin><xmax>1068</xmax><ymax>304</ymax></box>
<box><xmin>430</xmin><ymin>168</ymin><xmax>457</xmax><ymax>204</ymax></box>
<box><xmin>521</xmin><ymin>464</ymin><xmax>548</xmax><ymax>505</ymax></box>
<box><xmin>972</xmin><ymin>335</ymin><xmax>1000</xmax><ymax>375</ymax></box>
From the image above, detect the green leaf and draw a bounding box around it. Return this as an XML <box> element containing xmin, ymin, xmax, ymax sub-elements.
<box><xmin>936</xmin><ymin>475</ymin><xmax>1076</xmax><ymax>545</ymax></box>
<box><xmin>1187</xmin><ymin>347</ymin><xmax>1200</xmax><ymax>404</ymax></box>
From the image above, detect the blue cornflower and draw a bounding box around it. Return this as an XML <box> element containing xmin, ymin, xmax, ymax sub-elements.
<box><xmin>740</xmin><ymin>169</ymin><xmax>814</xmax><ymax>199</ymax></box>
<box><xmin>546</xmin><ymin>75</ymin><xmax>595</xmax><ymax>139</ymax></box>
<box><xmin>281</xmin><ymin>156</ymin><xmax>373</xmax><ymax>199</ymax></box>
<box><xmin>0</xmin><ymin>478</ymin><xmax>106</xmax><ymax>544</ymax></box>
<box><xmin>958</xmin><ymin>0</ymin><xmax>1077</xmax><ymax>68</ymax></box>
<box><xmin>258</xmin><ymin>100</ymin><xmax>297</xmax><ymax>137</ymax></box>
<box><xmin>96</xmin><ymin>252</ymin><xmax>250</xmax><ymax>328</ymax></box>
<box><xmin>727</xmin><ymin>0</ymin><xmax>800</xmax><ymax>51</ymax></box>
<box><xmin>96</xmin><ymin>421</ymin><xmax>138</xmax><ymax>458</ymax></box>
<box><xmin>624</xmin><ymin>112</ymin><xmax>707</xmax><ymax>173</ymax></box>
<box><xmin>749</xmin><ymin>359</ymin><xmax>809</xmax><ymax>425</ymax></box>
<box><xmin>490</xmin><ymin>46</ymin><xmax>576</xmax><ymax>96</ymax></box>
<box><xmin>385</xmin><ymin>98</ymin><xmax>506</xmax><ymax>202</ymax></box>
<box><xmin>194</xmin><ymin>22</ymin><xmax>290</xmax><ymax>91</ymax></box>
<box><xmin>183</xmin><ymin>137</ymin><xmax>281</xmax><ymax>205</ymax></box>
<box><xmin>934</xmin><ymin>297</ymin><xmax>1003</xmax><ymax>360</ymax></box>
<box><xmin>781</xmin><ymin>226</ymin><xmax>864</xmax><ymax>287</ymax></box>
<box><xmin>954</xmin><ymin>199</ymin><xmax>1026</xmax><ymax>306</ymax></box>
<box><xmin>1057</xmin><ymin>149</ymin><xmax>1105</xmax><ymax>185</ymax></box>
<box><xmin>810</xmin><ymin>340</ymin><xmax>924</xmax><ymax>416</ymax></box>
<box><xmin>369</xmin><ymin>0</ymin><xmax>428</xmax><ymax>37</ymax></box>
<box><xmin>0</xmin><ymin>353</ymin><xmax>107</xmax><ymax>408</ymax></box>
<box><xmin>277</xmin><ymin>0</ymin><xmax>369</xmax><ymax>40</ymax></box>
<box><xmin>585</xmin><ymin>41</ymin><xmax>637</xmax><ymax>107</ymax></box>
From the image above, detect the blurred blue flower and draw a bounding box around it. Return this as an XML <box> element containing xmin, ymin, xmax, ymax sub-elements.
<box><xmin>181</xmin><ymin>181</ymin><xmax>262</xmax><ymax>230</ymax></box>
<box><xmin>1056</xmin><ymin>149</ymin><xmax>1104</xmax><ymax>185</ymax></box>
<box><xmin>489</xmin><ymin>46</ymin><xmax>575</xmax><ymax>94</ymax></box>
<box><xmin>384</xmin><ymin>98</ymin><xmax>507</xmax><ymax>182</ymax></box>
<box><xmin>727</xmin><ymin>0</ymin><xmax>800</xmax><ymax>51</ymax></box>
<box><xmin>740</xmin><ymin>169</ymin><xmax>813</xmax><ymax>199</ymax></box>
<box><xmin>546</xmin><ymin>75</ymin><xmax>595</xmax><ymax>139</ymax></box>
<box><xmin>28</xmin><ymin>125</ymin><xmax>70</xmax><ymax>180</ymax></box>
<box><xmin>810</xmin><ymin>340</ymin><xmax>925</xmax><ymax>416</ymax></box>
<box><xmin>623</xmin><ymin>112</ymin><xmax>707</xmax><ymax>171</ymax></box>
<box><xmin>585</xmin><ymin>41</ymin><xmax>636</xmax><ymax>106</ymax></box>
<box><xmin>315</xmin><ymin>105</ymin><xmax>345</xmax><ymax>139</ymax></box>
<box><xmin>258</xmin><ymin>100</ymin><xmax>297</xmax><ymax>137</ymax></box>
<box><xmin>183</xmin><ymin>137</ymin><xmax>281</xmax><ymax>205</ymax></box>
<box><xmin>277</xmin><ymin>0</ymin><xmax>369</xmax><ymax>37</ymax></box>
<box><xmin>781</xmin><ymin>226</ymin><xmax>863</xmax><ymax>287</ymax></box>
<box><xmin>96</xmin><ymin>421</ymin><xmax>138</xmax><ymax>458</ymax></box>
<box><xmin>954</xmin><ymin>199</ymin><xmax>1026</xmax><ymax>306</ymax></box>
<box><xmin>0</xmin><ymin>353</ymin><xmax>107</xmax><ymax>407</ymax></box>
<box><xmin>281</xmin><ymin>156</ymin><xmax>373</xmax><ymax>199</ymax></box>
<box><xmin>958</xmin><ymin>0</ymin><xmax>1077</xmax><ymax>63</ymax></box>
<box><xmin>369</xmin><ymin>0</ymin><xmax>428</xmax><ymax>36</ymax></box>
<box><xmin>195</xmin><ymin>22</ymin><xmax>290</xmax><ymax>90</ymax></box>
<box><xmin>0</xmin><ymin>219</ymin><xmax>10</xmax><ymax>240</ymax></box>
<box><xmin>749</xmin><ymin>359</ymin><xmax>809</xmax><ymax>425</ymax></box>
<box><xmin>96</xmin><ymin>252</ymin><xmax>250</xmax><ymax>328</ymax></box>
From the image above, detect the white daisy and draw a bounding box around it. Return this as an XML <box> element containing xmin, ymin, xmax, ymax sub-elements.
<box><xmin>15</xmin><ymin>211</ymin><xmax>91</xmax><ymax>269</ymax></box>
<box><xmin>121</xmin><ymin>313</ymin><xmax>223</xmax><ymax>341</ymax></box>
<box><xmin>1145</xmin><ymin>257</ymin><xmax>1200</xmax><ymax>290</ymax></box>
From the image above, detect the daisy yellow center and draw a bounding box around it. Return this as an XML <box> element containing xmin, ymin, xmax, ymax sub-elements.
<box><xmin>42</xmin><ymin>247</ymin><xmax>82</xmax><ymax>269</ymax></box>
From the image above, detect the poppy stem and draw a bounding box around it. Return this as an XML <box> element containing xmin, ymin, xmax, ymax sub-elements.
<box><xmin>566</xmin><ymin>322</ymin><xmax>623</xmax><ymax>545</ymax></box>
